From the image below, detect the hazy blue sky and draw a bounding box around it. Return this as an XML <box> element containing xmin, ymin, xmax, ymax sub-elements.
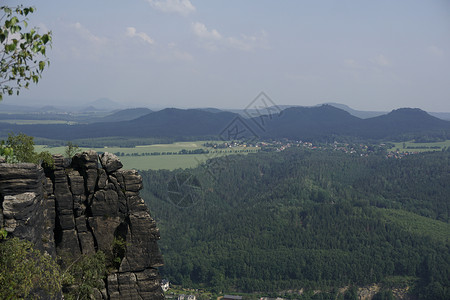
<box><xmin>3</xmin><ymin>0</ymin><xmax>450</xmax><ymax>111</ymax></box>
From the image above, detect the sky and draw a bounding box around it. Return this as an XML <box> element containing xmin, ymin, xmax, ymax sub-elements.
<box><xmin>2</xmin><ymin>0</ymin><xmax>450</xmax><ymax>112</ymax></box>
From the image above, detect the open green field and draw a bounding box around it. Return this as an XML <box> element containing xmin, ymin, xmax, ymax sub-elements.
<box><xmin>388</xmin><ymin>140</ymin><xmax>450</xmax><ymax>152</ymax></box>
<box><xmin>35</xmin><ymin>141</ymin><xmax>259</xmax><ymax>170</ymax></box>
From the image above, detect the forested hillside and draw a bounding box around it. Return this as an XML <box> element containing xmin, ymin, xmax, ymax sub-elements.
<box><xmin>140</xmin><ymin>149</ymin><xmax>450</xmax><ymax>299</ymax></box>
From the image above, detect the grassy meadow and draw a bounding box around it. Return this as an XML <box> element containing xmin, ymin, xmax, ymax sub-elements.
<box><xmin>35</xmin><ymin>141</ymin><xmax>259</xmax><ymax>170</ymax></box>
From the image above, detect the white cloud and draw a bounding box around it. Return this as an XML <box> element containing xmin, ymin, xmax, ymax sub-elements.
<box><xmin>61</xmin><ymin>22</ymin><xmax>110</xmax><ymax>60</ymax></box>
<box><xmin>370</xmin><ymin>54</ymin><xmax>390</xmax><ymax>67</ymax></box>
<box><xmin>192</xmin><ymin>22</ymin><xmax>222</xmax><ymax>40</ymax></box>
<box><xmin>126</xmin><ymin>27</ymin><xmax>155</xmax><ymax>45</ymax></box>
<box><xmin>343</xmin><ymin>59</ymin><xmax>361</xmax><ymax>69</ymax></box>
<box><xmin>427</xmin><ymin>45</ymin><xmax>444</xmax><ymax>57</ymax></box>
<box><xmin>71</xmin><ymin>22</ymin><xmax>107</xmax><ymax>45</ymax></box>
<box><xmin>162</xmin><ymin>42</ymin><xmax>193</xmax><ymax>62</ymax></box>
<box><xmin>226</xmin><ymin>31</ymin><xmax>268</xmax><ymax>51</ymax></box>
<box><xmin>191</xmin><ymin>22</ymin><xmax>268</xmax><ymax>52</ymax></box>
<box><xmin>147</xmin><ymin>0</ymin><xmax>195</xmax><ymax>16</ymax></box>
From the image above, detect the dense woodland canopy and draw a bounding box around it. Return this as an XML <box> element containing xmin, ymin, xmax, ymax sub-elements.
<box><xmin>140</xmin><ymin>148</ymin><xmax>450</xmax><ymax>299</ymax></box>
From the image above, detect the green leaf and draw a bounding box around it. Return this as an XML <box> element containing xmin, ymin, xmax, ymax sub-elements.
<box><xmin>39</xmin><ymin>61</ymin><xmax>45</xmax><ymax>71</ymax></box>
<box><xmin>42</xmin><ymin>34</ymin><xmax>50</xmax><ymax>44</ymax></box>
<box><xmin>6</xmin><ymin>43</ymin><xmax>16</xmax><ymax>51</ymax></box>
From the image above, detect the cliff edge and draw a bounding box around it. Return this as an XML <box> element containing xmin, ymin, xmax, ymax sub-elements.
<box><xmin>0</xmin><ymin>151</ymin><xmax>164</xmax><ymax>299</ymax></box>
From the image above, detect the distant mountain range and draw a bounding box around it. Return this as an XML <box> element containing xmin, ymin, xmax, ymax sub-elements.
<box><xmin>96</xmin><ymin>108</ymin><xmax>153</xmax><ymax>123</ymax></box>
<box><xmin>2</xmin><ymin>100</ymin><xmax>450</xmax><ymax>120</ymax></box>
<box><xmin>1</xmin><ymin>105</ymin><xmax>450</xmax><ymax>142</ymax></box>
<box><xmin>324</xmin><ymin>103</ymin><xmax>450</xmax><ymax>121</ymax></box>
<box><xmin>0</xmin><ymin>97</ymin><xmax>125</xmax><ymax>113</ymax></box>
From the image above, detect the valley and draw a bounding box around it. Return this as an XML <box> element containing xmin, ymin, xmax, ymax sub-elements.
<box><xmin>1</xmin><ymin>103</ymin><xmax>450</xmax><ymax>299</ymax></box>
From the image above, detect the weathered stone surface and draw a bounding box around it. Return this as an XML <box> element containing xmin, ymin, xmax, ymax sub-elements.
<box><xmin>117</xmin><ymin>273</ymin><xmax>140</xmax><ymax>299</ymax></box>
<box><xmin>1</xmin><ymin>154</ymin><xmax>164</xmax><ymax>300</ymax></box>
<box><xmin>107</xmin><ymin>269</ymin><xmax>163</xmax><ymax>299</ymax></box>
<box><xmin>59</xmin><ymin>214</ymin><xmax>75</xmax><ymax>230</ymax></box>
<box><xmin>111</xmin><ymin>171</ymin><xmax>125</xmax><ymax>189</ymax></box>
<box><xmin>90</xmin><ymin>190</ymin><xmax>119</xmax><ymax>217</ymax></box>
<box><xmin>44</xmin><ymin>177</ymin><xmax>53</xmax><ymax>195</ymax></box>
<box><xmin>107</xmin><ymin>274</ymin><xmax>120</xmax><ymax>300</ymax></box>
<box><xmin>135</xmin><ymin>268</ymin><xmax>164</xmax><ymax>296</ymax></box>
<box><xmin>75</xmin><ymin>216</ymin><xmax>88</xmax><ymax>232</ymax></box>
<box><xmin>2</xmin><ymin>192</ymin><xmax>41</xmax><ymax>238</ymax></box>
<box><xmin>78</xmin><ymin>231</ymin><xmax>95</xmax><ymax>255</ymax></box>
<box><xmin>68</xmin><ymin>171</ymin><xmax>85</xmax><ymax>195</ymax></box>
<box><xmin>99</xmin><ymin>152</ymin><xmax>123</xmax><ymax>173</ymax></box>
<box><xmin>58</xmin><ymin>229</ymin><xmax>81</xmax><ymax>255</ymax></box>
<box><xmin>88</xmin><ymin>216</ymin><xmax>121</xmax><ymax>252</ymax></box>
<box><xmin>0</xmin><ymin>163</ymin><xmax>57</xmax><ymax>258</ymax></box>
<box><xmin>0</xmin><ymin>206</ymin><xmax>3</xmax><ymax>228</ymax></box>
<box><xmin>122</xmin><ymin>170</ymin><xmax>143</xmax><ymax>192</ymax></box>
<box><xmin>52</xmin><ymin>154</ymin><xmax>71</xmax><ymax>169</ymax></box>
<box><xmin>85</xmin><ymin>169</ymin><xmax>98</xmax><ymax>194</ymax></box>
<box><xmin>120</xmin><ymin>210</ymin><xmax>163</xmax><ymax>272</ymax></box>
<box><xmin>44</xmin><ymin>195</ymin><xmax>56</xmax><ymax>222</ymax></box>
<box><xmin>73</xmin><ymin>199</ymin><xmax>86</xmax><ymax>217</ymax></box>
<box><xmin>54</xmin><ymin>170</ymin><xmax>73</xmax><ymax>211</ymax></box>
<box><xmin>0</xmin><ymin>163</ymin><xmax>44</xmax><ymax>196</ymax></box>
<box><xmin>72</xmin><ymin>150</ymin><xmax>99</xmax><ymax>170</ymax></box>
<box><xmin>97</xmin><ymin>169</ymin><xmax>108</xmax><ymax>189</ymax></box>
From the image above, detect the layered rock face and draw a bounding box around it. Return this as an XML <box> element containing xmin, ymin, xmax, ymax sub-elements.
<box><xmin>0</xmin><ymin>151</ymin><xmax>164</xmax><ymax>299</ymax></box>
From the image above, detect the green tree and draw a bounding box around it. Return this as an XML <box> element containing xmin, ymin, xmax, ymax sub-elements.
<box><xmin>0</xmin><ymin>5</ymin><xmax>52</xmax><ymax>100</ymax></box>
<box><xmin>5</xmin><ymin>132</ymin><xmax>54</xmax><ymax>167</ymax></box>
<box><xmin>65</xmin><ymin>141</ymin><xmax>80</xmax><ymax>159</ymax></box>
<box><xmin>0</xmin><ymin>237</ymin><xmax>62</xmax><ymax>299</ymax></box>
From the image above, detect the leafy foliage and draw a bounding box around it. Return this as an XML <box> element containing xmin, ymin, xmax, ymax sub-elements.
<box><xmin>112</xmin><ymin>236</ymin><xmax>128</xmax><ymax>269</ymax></box>
<box><xmin>0</xmin><ymin>237</ymin><xmax>61</xmax><ymax>299</ymax></box>
<box><xmin>61</xmin><ymin>251</ymin><xmax>107</xmax><ymax>300</ymax></box>
<box><xmin>0</xmin><ymin>5</ymin><xmax>51</xmax><ymax>100</ymax></box>
<box><xmin>0</xmin><ymin>140</ymin><xmax>13</xmax><ymax>162</ymax></box>
<box><xmin>64</xmin><ymin>141</ymin><xmax>80</xmax><ymax>158</ymax></box>
<box><xmin>2</xmin><ymin>132</ymin><xmax>54</xmax><ymax>167</ymax></box>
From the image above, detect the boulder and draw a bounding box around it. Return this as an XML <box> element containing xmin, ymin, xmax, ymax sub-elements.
<box><xmin>72</xmin><ymin>150</ymin><xmax>99</xmax><ymax>170</ymax></box>
<box><xmin>99</xmin><ymin>152</ymin><xmax>123</xmax><ymax>173</ymax></box>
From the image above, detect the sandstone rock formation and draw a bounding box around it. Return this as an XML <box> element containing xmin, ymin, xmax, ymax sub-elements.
<box><xmin>0</xmin><ymin>152</ymin><xmax>164</xmax><ymax>299</ymax></box>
